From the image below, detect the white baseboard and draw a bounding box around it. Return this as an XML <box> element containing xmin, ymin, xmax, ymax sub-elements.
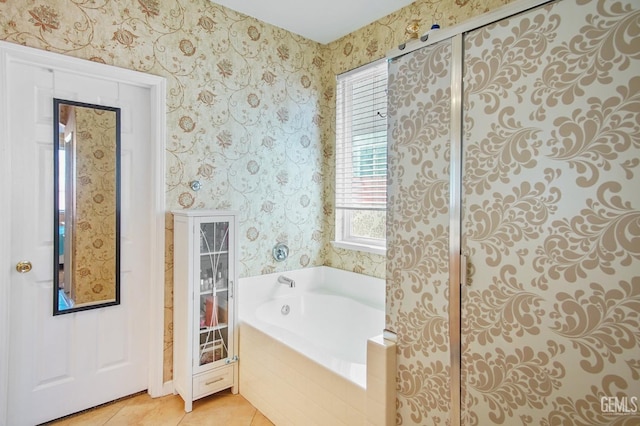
<box><xmin>147</xmin><ymin>380</ymin><xmax>174</xmax><ymax>398</ymax></box>
<box><xmin>161</xmin><ymin>380</ymin><xmax>175</xmax><ymax>397</ymax></box>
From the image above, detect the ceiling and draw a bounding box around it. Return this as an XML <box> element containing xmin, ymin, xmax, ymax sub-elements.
<box><xmin>212</xmin><ymin>0</ymin><xmax>416</xmax><ymax>44</ymax></box>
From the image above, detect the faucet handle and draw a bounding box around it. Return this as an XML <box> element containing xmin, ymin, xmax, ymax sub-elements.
<box><xmin>273</xmin><ymin>243</ymin><xmax>289</xmax><ymax>262</ymax></box>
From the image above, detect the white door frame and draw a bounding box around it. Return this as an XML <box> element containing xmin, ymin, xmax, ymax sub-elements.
<box><xmin>0</xmin><ymin>40</ymin><xmax>167</xmax><ymax>423</ymax></box>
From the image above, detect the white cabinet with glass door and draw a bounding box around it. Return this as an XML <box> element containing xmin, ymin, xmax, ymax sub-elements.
<box><xmin>172</xmin><ymin>210</ymin><xmax>238</xmax><ymax>412</ymax></box>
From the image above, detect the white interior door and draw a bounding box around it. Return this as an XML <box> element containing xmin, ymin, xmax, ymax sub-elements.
<box><xmin>6</xmin><ymin>58</ymin><xmax>153</xmax><ymax>425</ymax></box>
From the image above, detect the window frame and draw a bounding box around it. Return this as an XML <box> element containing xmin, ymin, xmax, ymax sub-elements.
<box><xmin>333</xmin><ymin>58</ymin><xmax>388</xmax><ymax>254</ymax></box>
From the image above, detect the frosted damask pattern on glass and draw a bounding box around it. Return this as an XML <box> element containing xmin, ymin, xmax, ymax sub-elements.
<box><xmin>388</xmin><ymin>0</ymin><xmax>640</xmax><ymax>424</ymax></box>
<box><xmin>387</xmin><ymin>39</ymin><xmax>452</xmax><ymax>424</ymax></box>
<box><xmin>461</xmin><ymin>1</ymin><xmax>640</xmax><ymax>424</ymax></box>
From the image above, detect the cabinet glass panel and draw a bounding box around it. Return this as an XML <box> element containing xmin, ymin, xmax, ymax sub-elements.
<box><xmin>198</xmin><ymin>221</ymin><xmax>230</xmax><ymax>368</ymax></box>
<box><xmin>198</xmin><ymin>326</ymin><xmax>228</xmax><ymax>366</ymax></box>
<box><xmin>198</xmin><ymin>253</ymin><xmax>228</xmax><ymax>292</ymax></box>
<box><xmin>200</xmin><ymin>222</ymin><xmax>229</xmax><ymax>253</ymax></box>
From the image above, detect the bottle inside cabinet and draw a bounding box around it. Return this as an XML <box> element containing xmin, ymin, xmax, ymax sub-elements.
<box><xmin>199</xmin><ymin>221</ymin><xmax>229</xmax><ymax>293</ymax></box>
<box><xmin>199</xmin><ymin>293</ymin><xmax>229</xmax><ymax>329</ymax></box>
<box><xmin>198</xmin><ymin>255</ymin><xmax>228</xmax><ymax>293</ymax></box>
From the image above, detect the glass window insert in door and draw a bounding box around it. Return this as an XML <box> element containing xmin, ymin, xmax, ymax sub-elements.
<box><xmin>198</xmin><ymin>221</ymin><xmax>230</xmax><ymax>367</ymax></box>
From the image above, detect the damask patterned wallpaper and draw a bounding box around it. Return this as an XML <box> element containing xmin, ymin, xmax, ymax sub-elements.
<box><xmin>0</xmin><ymin>0</ymin><xmax>513</xmax><ymax>384</ymax></box>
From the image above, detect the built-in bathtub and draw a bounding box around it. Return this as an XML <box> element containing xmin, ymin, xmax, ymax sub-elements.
<box><xmin>238</xmin><ymin>266</ymin><xmax>387</xmax><ymax>425</ymax></box>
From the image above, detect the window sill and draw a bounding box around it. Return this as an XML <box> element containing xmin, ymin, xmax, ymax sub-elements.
<box><xmin>331</xmin><ymin>240</ymin><xmax>386</xmax><ymax>256</ymax></box>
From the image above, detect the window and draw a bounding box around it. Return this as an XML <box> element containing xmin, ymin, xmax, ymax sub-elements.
<box><xmin>334</xmin><ymin>59</ymin><xmax>388</xmax><ymax>254</ymax></box>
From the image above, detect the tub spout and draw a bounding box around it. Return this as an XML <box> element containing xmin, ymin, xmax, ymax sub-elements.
<box><xmin>278</xmin><ymin>275</ymin><xmax>295</xmax><ymax>288</ymax></box>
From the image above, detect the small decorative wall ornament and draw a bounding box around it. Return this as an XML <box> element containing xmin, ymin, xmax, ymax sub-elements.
<box><xmin>405</xmin><ymin>19</ymin><xmax>421</xmax><ymax>40</ymax></box>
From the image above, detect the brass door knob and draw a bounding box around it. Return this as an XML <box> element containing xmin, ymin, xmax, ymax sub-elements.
<box><xmin>15</xmin><ymin>261</ymin><xmax>32</xmax><ymax>273</ymax></box>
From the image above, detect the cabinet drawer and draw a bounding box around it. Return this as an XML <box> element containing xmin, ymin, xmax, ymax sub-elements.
<box><xmin>193</xmin><ymin>366</ymin><xmax>233</xmax><ymax>399</ymax></box>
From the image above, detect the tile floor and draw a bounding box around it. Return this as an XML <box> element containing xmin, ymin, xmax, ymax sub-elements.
<box><xmin>45</xmin><ymin>390</ymin><xmax>274</xmax><ymax>426</ymax></box>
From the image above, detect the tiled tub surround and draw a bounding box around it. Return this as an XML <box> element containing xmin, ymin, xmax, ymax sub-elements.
<box><xmin>238</xmin><ymin>267</ymin><xmax>387</xmax><ymax>425</ymax></box>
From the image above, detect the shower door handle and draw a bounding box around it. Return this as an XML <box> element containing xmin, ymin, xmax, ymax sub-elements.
<box><xmin>460</xmin><ymin>252</ymin><xmax>469</xmax><ymax>286</ymax></box>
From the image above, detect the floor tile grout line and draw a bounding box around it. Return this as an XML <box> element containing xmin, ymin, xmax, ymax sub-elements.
<box><xmin>46</xmin><ymin>391</ymin><xmax>273</xmax><ymax>425</ymax></box>
<box><xmin>42</xmin><ymin>390</ymin><xmax>147</xmax><ymax>425</ymax></box>
<box><xmin>250</xmin><ymin>408</ymin><xmax>260</xmax><ymax>426</ymax></box>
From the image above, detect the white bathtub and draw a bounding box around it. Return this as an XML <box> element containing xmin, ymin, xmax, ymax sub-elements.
<box><xmin>246</xmin><ymin>288</ymin><xmax>383</xmax><ymax>387</ymax></box>
<box><xmin>238</xmin><ymin>266</ymin><xmax>385</xmax><ymax>425</ymax></box>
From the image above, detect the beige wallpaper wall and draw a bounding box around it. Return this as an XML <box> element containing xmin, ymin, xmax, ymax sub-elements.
<box><xmin>0</xmin><ymin>0</ymin><xmax>513</xmax><ymax>387</ymax></box>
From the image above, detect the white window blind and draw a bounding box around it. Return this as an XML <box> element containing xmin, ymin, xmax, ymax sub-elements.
<box><xmin>336</xmin><ymin>59</ymin><xmax>388</xmax><ymax>211</ymax></box>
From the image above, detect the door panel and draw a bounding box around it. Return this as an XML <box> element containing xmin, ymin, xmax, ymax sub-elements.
<box><xmin>7</xmin><ymin>59</ymin><xmax>152</xmax><ymax>425</ymax></box>
<box><xmin>461</xmin><ymin>0</ymin><xmax>640</xmax><ymax>424</ymax></box>
<box><xmin>387</xmin><ymin>39</ymin><xmax>453</xmax><ymax>424</ymax></box>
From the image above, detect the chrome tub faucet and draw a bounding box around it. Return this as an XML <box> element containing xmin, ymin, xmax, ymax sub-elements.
<box><xmin>277</xmin><ymin>275</ymin><xmax>295</xmax><ymax>288</ymax></box>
